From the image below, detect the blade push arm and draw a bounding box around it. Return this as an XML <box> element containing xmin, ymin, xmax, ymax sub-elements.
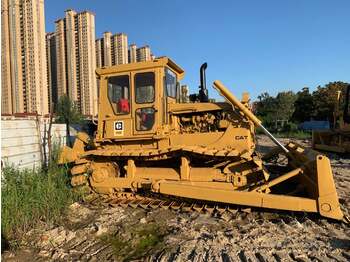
<box><xmin>213</xmin><ymin>80</ymin><xmax>289</xmax><ymax>153</ymax></box>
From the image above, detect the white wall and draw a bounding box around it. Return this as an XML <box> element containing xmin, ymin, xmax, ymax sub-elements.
<box><xmin>1</xmin><ymin>117</ymin><xmax>75</xmax><ymax>169</ymax></box>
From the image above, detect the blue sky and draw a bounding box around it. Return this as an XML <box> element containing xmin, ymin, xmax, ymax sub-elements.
<box><xmin>45</xmin><ymin>0</ymin><xmax>350</xmax><ymax>100</ymax></box>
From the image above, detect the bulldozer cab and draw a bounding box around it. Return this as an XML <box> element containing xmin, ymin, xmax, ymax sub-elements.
<box><xmin>95</xmin><ymin>57</ymin><xmax>184</xmax><ymax>141</ymax></box>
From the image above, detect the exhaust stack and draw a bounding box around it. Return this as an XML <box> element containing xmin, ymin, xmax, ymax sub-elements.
<box><xmin>199</xmin><ymin>63</ymin><xmax>209</xmax><ymax>102</ymax></box>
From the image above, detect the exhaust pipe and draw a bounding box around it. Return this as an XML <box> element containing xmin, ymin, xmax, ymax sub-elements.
<box><xmin>199</xmin><ymin>63</ymin><xmax>209</xmax><ymax>102</ymax></box>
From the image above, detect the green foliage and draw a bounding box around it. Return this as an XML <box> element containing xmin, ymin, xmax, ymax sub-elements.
<box><xmin>292</xmin><ymin>87</ymin><xmax>314</xmax><ymax>123</ymax></box>
<box><xmin>1</xmin><ymin>163</ymin><xmax>83</xmax><ymax>244</ymax></box>
<box><xmin>255</xmin><ymin>81</ymin><xmax>349</xmax><ymax>129</ymax></box>
<box><xmin>55</xmin><ymin>95</ymin><xmax>84</xmax><ymax>146</ymax></box>
<box><xmin>256</xmin><ymin>92</ymin><xmax>278</xmax><ymax>127</ymax></box>
<box><xmin>131</xmin><ymin>224</ymin><xmax>165</xmax><ymax>259</ymax></box>
<box><xmin>55</xmin><ymin>95</ymin><xmax>83</xmax><ymax>124</ymax></box>
<box><xmin>100</xmin><ymin>222</ymin><xmax>168</xmax><ymax>261</ymax></box>
<box><xmin>274</xmin><ymin>130</ymin><xmax>311</xmax><ymax>139</ymax></box>
<box><xmin>275</xmin><ymin>91</ymin><xmax>297</xmax><ymax>121</ymax></box>
<box><xmin>311</xmin><ymin>81</ymin><xmax>348</xmax><ymax>122</ymax></box>
<box><xmin>256</xmin><ymin>91</ymin><xmax>296</xmax><ymax>130</ymax></box>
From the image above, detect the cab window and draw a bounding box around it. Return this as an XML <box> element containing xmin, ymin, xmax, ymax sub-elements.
<box><xmin>135</xmin><ymin>72</ymin><xmax>155</xmax><ymax>104</ymax></box>
<box><xmin>165</xmin><ymin>68</ymin><xmax>177</xmax><ymax>98</ymax></box>
<box><xmin>107</xmin><ymin>75</ymin><xmax>130</xmax><ymax>114</ymax></box>
<box><xmin>135</xmin><ymin>107</ymin><xmax>155</xmax><ymax>131</ymax></box>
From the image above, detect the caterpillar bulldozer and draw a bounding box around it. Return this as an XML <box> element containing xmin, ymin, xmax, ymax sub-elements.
<box><xmin>59</xmin><ymin>57</ymin><xmax>345</xmax><ymax>221</ymax></box>
<box><xmin>312</xmin><ymin>84</ymin><xmax>350</xmax><ymax>153</ymax></box>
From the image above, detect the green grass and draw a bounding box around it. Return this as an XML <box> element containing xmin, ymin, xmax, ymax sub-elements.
<box><xmin>100</xmin><ymin>222</ymin><xmax>168</xmax><ymax>261</ymax></box>
<box><xmin>256</xmin><ymin>127</ymin><xmax>311</xmax><ymax>139</ymax></box>
<box><xmin>273</xmin><ymin>130</ymin><xmax>311</xmax><ymax>139</ymax></box>
<box><xmin>1</xmin><ymin>163</ymin><xmax>83</xmax><ymax>245</ymax></box>
<box><xmin>130</xmin><ymin>224</ymin><xmax>166</xmax><ymax>260</ymax></box>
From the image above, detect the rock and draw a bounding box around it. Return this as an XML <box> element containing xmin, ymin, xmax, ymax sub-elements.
<box><xmin>38</xmin><ymin>250</ymin><xmax>51</xmax><ymax>257</ymax></box>
<box><xmin>38</xmin><ymin>227</ymin><xmax>76</xmax><ymax>247</ymax></box>
<box><xmin>68</xmin><ymin>202</ymin><xmax>94</xmax><ymax>223</ymax></box>
<box><xmin>140</xmin><ymin>217</ymin><xmax>147</xmax><ymax>224</ymax></box>
<box><xmin>51</xmin><ymin>249</ymin><xmax>68</xmax><ymax>260</ymax></box>
<box><xmin>94</xmin><ymin>223</ymin><xmax>108</xmax><ymax>236</ymax></box>
<box><xmin>220</xmin><ymin>211</ymin><xmax>234</xmax><ymax>222</ymax></box>
<box><xmin>69</xmin><ymin>202</ymin><xmax>81</xmax><ymax>210</ymax></box>
<box><xmin>7</xmin><ymin>252</ymin><xmax>15</xmax><ymax>258</ymax></box>
<box><xmin>88</xmin><ymin>223</ymin><xmax>99</xmax><ymax>233</ymax></box>
<box><xmin>40</xmin><ymin>234</ymin><xmax>49</xmax><ymax>242</ymax></box>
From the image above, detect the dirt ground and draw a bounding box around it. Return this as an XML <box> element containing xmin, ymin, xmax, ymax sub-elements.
<box><xmin>2</xmin><ymin>135</ymin><xmax>350</xmax><ymax>261</ymax></box>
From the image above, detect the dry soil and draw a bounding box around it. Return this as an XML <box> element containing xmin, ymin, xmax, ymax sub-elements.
<box><xmin>2</xmin><ymin>135</ymin><xmax>350</xmax><ymax>261</ymax></box>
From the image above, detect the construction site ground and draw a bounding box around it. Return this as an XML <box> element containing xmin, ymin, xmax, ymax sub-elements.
<box><xmin>2</xmin><ymin>135</ymin><xmax>350</xmax><ymax>261</ymax></box>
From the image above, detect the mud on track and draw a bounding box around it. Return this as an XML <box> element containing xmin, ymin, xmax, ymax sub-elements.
<box><xmin>2</xmin><ymin>135</ymin><xmax>350</xmax><ymax>261</ymax></box>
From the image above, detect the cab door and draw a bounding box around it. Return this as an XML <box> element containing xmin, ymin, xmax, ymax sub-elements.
<box><xmin>132</xmin><ymin>70</ymin><xmax>158</xmax><ymax>136</ymax></box>
<box><xmin>101</xmin><ymin>73</ymin><xmax>133</xmax><ymax>139</ymax></box>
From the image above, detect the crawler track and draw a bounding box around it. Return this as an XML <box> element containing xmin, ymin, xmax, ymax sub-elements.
<box><xmin>83</xmin><ymin>192</ymin><xmax>307</xmax><ymax>221</ymax></box>
<box><xmin>89</xmin><ymin>193</ymin><xmax>245</xmax><ymax>216</ymax></box>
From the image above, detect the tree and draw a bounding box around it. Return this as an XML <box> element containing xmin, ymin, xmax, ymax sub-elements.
<box><xmin>312</xmin><ymin>81</ymin><xmax>349</xmax><ymax>125</ymax></box>
<box><xmin>55</xmin><ymin>95</ymin><xmax>83</xmax><ymax>146</ymax></box>
<box><xmin>256</xmin><ymin>91</ymin><xmax>296</xmax><ymax>130</ymax></box>
<box><xmin>292</xmin><ymin>87</ymin><xmax>314</xmax><ymax>123</ymax></box>
<box><xmin>256</xmin><ymin>92</ymin><xmax>278</xmax><ymax>128</ymax></box>
<box><xmin>275</xmin><ymin>91</ymin><xmax>297</xmax><ymax>122</ymax></box>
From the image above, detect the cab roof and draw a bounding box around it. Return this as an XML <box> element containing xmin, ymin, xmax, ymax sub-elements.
<box><xmin>95</xmin><ymin>56</ymin><xmax>185</xmax><ymax>80</ymax></box>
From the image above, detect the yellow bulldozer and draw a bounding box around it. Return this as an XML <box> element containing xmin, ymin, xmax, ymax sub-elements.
<box><xmin>59</xmin><ymin>57</ymin><xmax>345</xmax><ymax>221</ymax></box>
<box><xmin>312</xmin><ymin>85</ymin><xmax>350</xmax><ymax>153</ymax></box>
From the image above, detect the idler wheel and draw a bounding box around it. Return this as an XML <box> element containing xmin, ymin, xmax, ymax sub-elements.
<box><xmin>90</xmin><ymin>162</ymin><xmax>119</xmax><ymax>183</ymax></box>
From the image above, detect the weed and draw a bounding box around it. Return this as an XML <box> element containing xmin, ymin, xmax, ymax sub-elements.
<box><xmin>100</xmin><ymin>234</ymin><xmax>132</xmax><ymax>255</ymax></box>
<box><xmin>274</xmin><ymin>130</ymin><xmax>311</xmax><ymax>139</ymax></box>
<box><xmin>129</xmin><ymin>223</ymin><xmax>166</xmax><ymax>260</ymax></box>
<box><xmin>256</xmin><ymin>127</ymin><xmax>311</xmax><ymax>139</ymax></box>
<box><xmin>1</xmin><ymin>163</ymin><xmax>83</xmax><ymax>245</ymax></box>
<box><xmin>100</xmin><ymin>222</ymin><xmax>168</xmax><ymax>261</ymax></box>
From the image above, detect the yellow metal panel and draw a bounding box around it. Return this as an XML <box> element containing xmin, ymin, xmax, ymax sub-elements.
<box><xmin>157</xmin><ymin>181</ymin><xmax>318</xmax><ymax>213</ymax></box>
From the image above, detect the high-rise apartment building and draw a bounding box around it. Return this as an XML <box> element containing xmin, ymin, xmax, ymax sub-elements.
<box><xmin>54</xmin><ymin>9</ymin><xmax>97</xmax><ymax>116</ymax></box>
<box><xmin>46</xmin><ymin>32</ymin><xmax>57</xmax><ymax>111</ymax></box>
<box><xmin>54</xmin><ymin>18</ymin><xmax>66</xmax><ymax>99</ymax></box>
<box><xmin>1</xmin><ymin>0</ymin><xmax>48</xmax><ymax>115</ymax></box>
<box><xmin>113</xmin><ymin>33</ymin><xmax>128</xmax><ymax>65</ymax></box>
<box><xmin>129</xmin><ymin>44</ymin><xmax>137</xmax><ymax>63</ymax></box>
<box><xmin>102</xmin><ymin>31</ymin><xmax>112</xmax><ymax>66</ymax></box>
<box><xmin>95</xmin><ymin>32</ymin><xmax>128</xmax><ymax>68</ymax></box>
<box><xmin>136</xmin><ymin>45</ymin><xmax>151</xmax><ymax>62</ymax></box>
<box><xmin>96</xmin><ymin>38</ymin><xmax>103</xmax><ymax>68</ymax></box>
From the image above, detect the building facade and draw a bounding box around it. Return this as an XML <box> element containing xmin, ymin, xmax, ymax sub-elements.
<box><xmin>102</xmin><ymin>31</ymin><xmax>112</xmax><ymax>66</ymax></box>
<box><xmin>95</xmin><ymin>38</ymin><xmax>103</xmax><ymax>68</ymax></box>
<box><xmin>1</xmin><ymin>0</ymin><xmax>48</xmax><ymax>115</ymax></box>
<box><xmin>136</xmin><ymin>45</ymin><xmax>151</xmax><ymax>62</ymax></box>
<box><xmin>113</xmin><ymin>33</ymin><xmax>128</xmax><ymax>65</ymax></box>
<box><xmin>54</xmin><ymin>9</ymin><xmax>97</xmax><ymax>116</ymax></box>
<box><xmin>95</xmin><ymin>32</ymin><xmax>128</xmax><ymax>68</ymax></box>
<box><xmin>46</xmin><ymin>32</ymin><xmax>57</xmax><ymax>111</ymax></box>
<box><xmin>129</xmin><ymin>43</ymin><xmax>137</xmax><ymax>63</ymax></box>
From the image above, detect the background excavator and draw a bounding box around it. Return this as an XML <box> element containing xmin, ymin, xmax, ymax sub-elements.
<box><xmin>59</xmin><ymin>57</ymin><xmax>345</xmax><ymax>221</ymax></box>
<box><xmin>312</xmin><ymin>85</ymin><xmax>350</xmax><ymax>153</ymax></box>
